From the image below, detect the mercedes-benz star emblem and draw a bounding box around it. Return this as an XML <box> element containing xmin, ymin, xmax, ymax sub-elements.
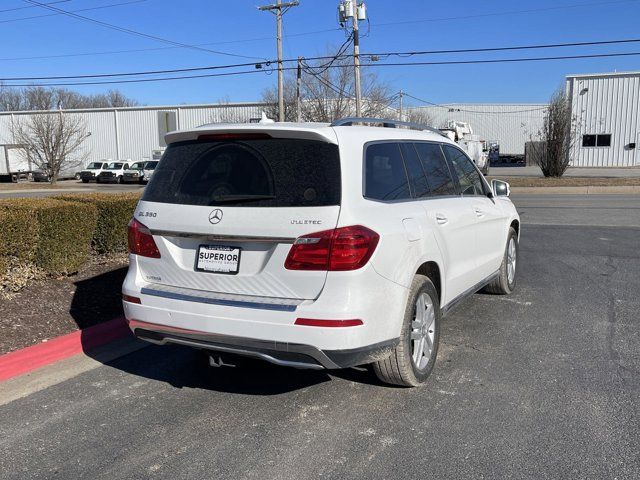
<box><xmin>209</xmin><ymin>209</ymin><xmax>223</xmax><ymax>224</ymax></box>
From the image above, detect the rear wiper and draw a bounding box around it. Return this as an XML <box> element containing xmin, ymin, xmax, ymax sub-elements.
<box><xmin>210</xmin><ymin>195</ymin><xmax>276</xmax><ymax>205</ymax></box>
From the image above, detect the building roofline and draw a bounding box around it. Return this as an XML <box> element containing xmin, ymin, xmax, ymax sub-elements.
<box><xmin>566</xmin><ymin>70</ymin><xmax>640</xmax><ymax>79</ymax></box>
<box><xmin>414</xmin><ymin>103</ymin><xmax>548</xmax><ymax>107</ymax></box>
<box><xmin>0</xmin><ymin>102</ymin><xmax>268</xmax><ymax>116</ymax></box>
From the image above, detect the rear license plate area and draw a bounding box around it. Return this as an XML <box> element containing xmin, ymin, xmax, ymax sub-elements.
<box><xmin>195</xmin><ymin>245</ymin><xmax>241</xmax><ymax>274</ymax></box>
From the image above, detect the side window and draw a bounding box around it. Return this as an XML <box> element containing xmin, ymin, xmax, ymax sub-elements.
<box><xmin>399</xmin><ymin>143</ymin><xmax>429</xmax><ymax>198</ymax></box>
<box><xmin>414</xmin><ymin>143</ymin><xmax>458</xmax><ymax>196</ymax></box>
<box><xmin>442</xmin><ymin>145</ymin><xmax>485</xmax><ymax>196</ymax></box>
<box><xmin>364</xmin><ymin>143</ymin><xmax>411</xmax><ymax>201</ymax></box>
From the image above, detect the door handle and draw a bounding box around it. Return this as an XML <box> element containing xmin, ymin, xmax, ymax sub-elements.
<box><xmin>474</xmin><ymin>207</ymin><xmax>485</xmax><ymax>217</ymax></box>
<box><xmin>435</xmin><ymin>213</ymin><xmax>448</xmax><ymax>225</ymax></box>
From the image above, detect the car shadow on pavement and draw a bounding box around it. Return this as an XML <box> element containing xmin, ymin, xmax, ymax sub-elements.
<box><xmin>70</xmin><ymin>267</ymin><xmax>382</xmax><ymax>394</ymax></box>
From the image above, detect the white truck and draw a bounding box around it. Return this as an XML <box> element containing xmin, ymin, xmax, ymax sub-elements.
<box><xmin>440</xmin><ymin>121</ymin><xmax>490</xmax><ymax>175</ymax></box>
<box><xmin>0</xmin><ymin>145</ymin><xmax>31</xmax><ymax>182</ymax></box>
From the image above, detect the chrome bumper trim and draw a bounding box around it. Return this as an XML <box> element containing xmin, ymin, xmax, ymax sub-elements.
<box><xmin>150</xmin><ymin>229</ymin><xmax>296</xmax><ymax>244</ymax></box>
<box><xmin>140</xmin><ymin>285</ymin><xmax>301</xmax><ymax>312</ymax></box>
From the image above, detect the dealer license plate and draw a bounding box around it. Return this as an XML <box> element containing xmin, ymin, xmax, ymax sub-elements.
<box><xmin>196</xmin><ymin>245</ymin><xmax>241</xmax><ymax>274</ymax></box>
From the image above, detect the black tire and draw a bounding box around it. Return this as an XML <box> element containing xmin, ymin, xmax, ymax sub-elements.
<box><xmin>373</xmin><ymin>274</ymin><xmax>441</xmax><ymax>387</ymax></box>
<box><xmin>117</xmin><ymin>176</ymin><xmax>123</xmax><ymax>184</ymax></box>
<box><xmin>484</xmin><ymin>227</ymin><xmax>518</xmax><ymax>295</ymax></box>
<box><xmin>81</xmin><ymin>179</ymin><xmax>89</xmax><ymax>183</ymax></box>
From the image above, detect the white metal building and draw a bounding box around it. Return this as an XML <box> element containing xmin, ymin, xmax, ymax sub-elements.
<box><xmin>0</xmin><ymin>102</ymin><xmax>265</xmax><ymax>165</ymax></box>
<box><xmin>407</xmin><ymin>104</ymin><xmax>547</xmax><ymax>156</ymax></box>
<box><xmin>566</xmin><ymin>71</ymin><xmax>640</xmax><ymax>167</ymax></box>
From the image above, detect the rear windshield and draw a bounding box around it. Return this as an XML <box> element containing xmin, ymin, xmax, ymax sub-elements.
<box><xmin>142</xmin><ymin>138</ymin><xmax>341</xmax><ymax>207</ymax></box>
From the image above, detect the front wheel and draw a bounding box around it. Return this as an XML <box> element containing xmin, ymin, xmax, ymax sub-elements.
<box><xmin>484</xmin><ymin>227</ymin><xmax>518</xmax><ymax>294</ymax></box>
<box><xmin>373</xmin><ymin>275</ymin><xmax>441</xmax><ymax>387</ymax></box>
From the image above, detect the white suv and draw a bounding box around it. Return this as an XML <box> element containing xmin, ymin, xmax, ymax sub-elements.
<box><xmin>122</xmin><ymin>118</ymin><xmax>520</xmax><ymax>387</ymax></box>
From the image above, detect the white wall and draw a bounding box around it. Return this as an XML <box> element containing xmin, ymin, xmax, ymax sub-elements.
<box><xmin>407</xmin><ymin>104</ymin><xmax>547</xmax><ymax>156</ymax></box>
<box><xmin>567</xmin><ymin>72</ymin><xmax>640</xmax><ymax>167</ymax></box>
<box><xmin>0</xmin><ymin>103</ymin><xmax>265</xmax><ymax>168</ymax></box>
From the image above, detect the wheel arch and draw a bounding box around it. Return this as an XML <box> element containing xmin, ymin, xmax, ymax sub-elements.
<box><xmin>415</xmin><ymin>260</ymin><xmax>443</xmax><ymax>307</ymax></box>
<box><xmin>510</xmin><ymin>218</ymin><xmax>520</xmax><ymax>239</ymax></box>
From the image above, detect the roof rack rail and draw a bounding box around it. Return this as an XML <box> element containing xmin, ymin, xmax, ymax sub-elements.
<box><xmin>330</xmin><ymin>117</ymin><xmax>448</xmax><ymax>138</ymax></box>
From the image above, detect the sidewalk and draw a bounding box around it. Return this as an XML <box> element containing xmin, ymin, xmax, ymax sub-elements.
<box><xmin>491</xmin><ymin>166</ymin><xmax>640</xmax><ymax>178</ymax></box>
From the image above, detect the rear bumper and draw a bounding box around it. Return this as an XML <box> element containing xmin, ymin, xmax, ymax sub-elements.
<box><xmin>129</xmin><ymin>319</ymin><xmax>398</xmax><ymax>369</ymax></box>
<box><xmin>122</xmin><ymin>256</ymin><xmax>409</xmax><ymax>359</ymax></box>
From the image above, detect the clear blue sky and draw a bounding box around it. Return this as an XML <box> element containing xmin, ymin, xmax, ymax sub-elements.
<box><xmin>2</xmin><ymin>0</ymin><xmax>639</xmax><ymax>107</ymax></box>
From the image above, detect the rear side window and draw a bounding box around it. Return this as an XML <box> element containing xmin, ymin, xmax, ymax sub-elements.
<box><xmin>442</xmin><ymin>145</ymin><xmax>485</xmax><ymax>196</ymax></box>
<box><xmin>143</xmin><ymin>138</ymin><xmax>341</xmax><ymax>207</ymax></box>
<box><xmin>400</xmin><ymin>143</ymin><xmax>430</xmax><ymax>198</ymax></box>
<box><xmin>364</xmin><ymin>143</ymin><xmax>411</xmax><ymax>201</ymax></box>
<box><xmin>414</xmin><ymin>143</ymin><xmax>458</xmax><ymax>196</ymax></box>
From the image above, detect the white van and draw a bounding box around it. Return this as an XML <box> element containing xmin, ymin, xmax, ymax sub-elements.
<box><xmin>122</xmin><ymin>118</ymin><xmax>520</xmax><ymax>387</ymax></box>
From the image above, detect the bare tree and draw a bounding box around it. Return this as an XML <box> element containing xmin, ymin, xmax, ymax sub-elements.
<box><xmin>210</xmin><ymin>96</ymin><xmax>255</xmax><ymax>123</ymax></box>
<box><xmin>10</xmin><ymin>112</ymin><xmax>90</xmax><ymax>184</ymax></box>
<box><xmin>260</xmin><ymin>49</ymin><xmax>394</xmax><ymax>122</ymax></box>
<box><xmin>531</xmin><ymin>88</ymin><xmax>574</xmax><ymax>177</ymax></box>
<box><xmin>404</xmin><ymin>108</ymin><xmax>435</xmax><ymax>126</ymax></box>
<box><xmin>0</xmin><ymin>86</ymin><xmax>139</xmax><ymax>111</ymax></box>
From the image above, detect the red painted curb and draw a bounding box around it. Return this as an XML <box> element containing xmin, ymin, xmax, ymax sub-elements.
<box><xmin>0</xmin><ymin>316</ymin><xmax>131</xmax><ymax>382</ymax></box>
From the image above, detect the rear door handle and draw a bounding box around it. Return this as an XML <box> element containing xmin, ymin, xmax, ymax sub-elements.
<box><xmin>436</xmin><ymin>213</ymin><xmax>448</xmax><ymax>225</ymax></box>
<box><xmin>474</xmin><ymin>207</ymin><xmax>485</xmax><ymax>218</ymax></box>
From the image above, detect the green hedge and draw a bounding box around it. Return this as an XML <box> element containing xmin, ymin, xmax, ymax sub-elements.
<box><xmin>0</xmin><ymin>201</ymin><xmax>39</xmax><ymax>263</ymax></box>
<box><xmin>53</xmin><ymin>192</ymin><xmax>140</xmax><ymax>253</ymax></box>
<box><xmin>0</xmin><ymin>198</ymin><xmax>98</xmax><ymax>274</ymax></box>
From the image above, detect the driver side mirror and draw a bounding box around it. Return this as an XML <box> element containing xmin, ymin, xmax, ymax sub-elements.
<box><xmin>491</xmin><ymin>179</ymin><xmax>511</xmax><ymax>197</ymax></box>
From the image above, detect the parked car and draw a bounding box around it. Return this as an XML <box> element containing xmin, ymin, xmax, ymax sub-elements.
<box><xmin>80</xmin><ymin>161</ymin><xmax>110</xmax><ymax>183</ymax></box>
<box><xmin>31</xmin><ymin>162</ymin><xmax>79</xmax><ymax>182</ymax></box>
<box><xmin>31</xmin><ymin>170</ymin><xmax>50</xmax><ymax>182</ymax></box>
<box><xmin>122</xmin><ymin>118</ymin><xmax>520</xmax><ymax>387</ymax></box>
<box><xmin>121</xmin><ymin>161</ymin><xmax>147</xmax><ymax>184</ymax></box>
<box><xmin>141</xmin><ymin>160</ymin><xmax>158</xmax><ymax>184</ymax></box>
<box><xmin>97</xmin><ymin>161</ymin><xmax>130</xmax><ymax>184</ymax></box>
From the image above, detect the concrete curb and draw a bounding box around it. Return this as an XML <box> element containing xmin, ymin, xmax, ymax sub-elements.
<box><xmin>511</xmin><ymin>185</ymin><xmax>640</xmax><ymax>195</ymax></box>
<box><xmin>0</xmin><ymin>316</ymin><xmax>131</xmax><ymax>382</ymax></box>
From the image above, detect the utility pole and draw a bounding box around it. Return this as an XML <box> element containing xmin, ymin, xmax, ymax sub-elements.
<box><xmin>338</xmin><ymin>1</ymin><xmax>366</xmax><ymax>117</ymax></box>
<box><xmin>259</xmin><ymin>0</ymin><xmax>299</xmax><ymax>122</ymax></box>
<box><xmin>296</xmin><ymin>56</ymin><xmax>302</xmax><ymax>122</ymax></box>
<box><xmin>352</xmin><ymin>6</ymin><xmax>362</xmax><ymax>117</ymax></box>
<box><xmin>398</xmin><ymin>89</ymin><xmax>404</xmax><ymax>121</ymax></box>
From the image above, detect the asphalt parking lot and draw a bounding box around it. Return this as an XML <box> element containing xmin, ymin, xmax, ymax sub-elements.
<box><xmin>0</xmin><ymin>194</ymin><xmax>639</xmax><ymax>479</ymax></box>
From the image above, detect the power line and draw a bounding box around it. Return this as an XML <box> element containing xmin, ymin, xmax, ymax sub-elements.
<box><xmin>0</xmin><ymin>0</ymin><xmax>147</xmax><ymax>25</ymax></box>
<box><xmin>0</xmin><ymin>0</ymin><xmax>69</xmax><ymax>14</ymax></box>
<box><xmin>365</xmin><ymin>38</ymin><xmax>640</xmax><ymax>59</ymax></box>
<box><xmin>3</xmin><ymin>37</ymin><xmax>640</xmax><ymax>82</ymax></box>
<box><xmin>23</xmin><ymin>0</ymin><xmax>267</xmax><ymax>61</ymax></box>
<box><xmin>402</xmin><ymin>93</ymin><xmax>548</xmax><ymax>114</ymax></box>
<box><xmin>3</xmin><ymin>51</ymin><xmax>640</xmax><ymax>87</ymax></box>
<box><xmin>0</xmin><ymin>28</ymin><xmax>340</xmax><ymax>63</ymax></box>
<box><xmin>371</xmin><ymin>0</ymin><xmax>640</xmax><ymax>28</ymax></box>
<box><xmin>2</xmin><ymin>0</ymin><xmax>633</xmax><ymax>62</ymax></box>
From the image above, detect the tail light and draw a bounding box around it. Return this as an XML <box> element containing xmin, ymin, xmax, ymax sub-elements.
<box><xmin>127</xmin><ymin>218</ymin><xmax>161</xmax><ymax>258</ymax></box>
<box><xmin>285</xmin><ymin>225</ymin><xmax>379</xmax><ymax>271</ymax></box>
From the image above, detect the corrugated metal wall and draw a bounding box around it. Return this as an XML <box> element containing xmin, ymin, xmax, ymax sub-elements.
<box><xmin>0</xmin><ymin>103</ymin><xmax>265</xmax><ymax>165</ymax></box>
<box><xmin>567</xmin><ymin>72</ymin><xmax>640</xmax><ymax>167</ymax></box>
<box><xmin>407</xmin><ymin>104</ymin><xmax>547</xmax><ymax>156</ymax></box>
